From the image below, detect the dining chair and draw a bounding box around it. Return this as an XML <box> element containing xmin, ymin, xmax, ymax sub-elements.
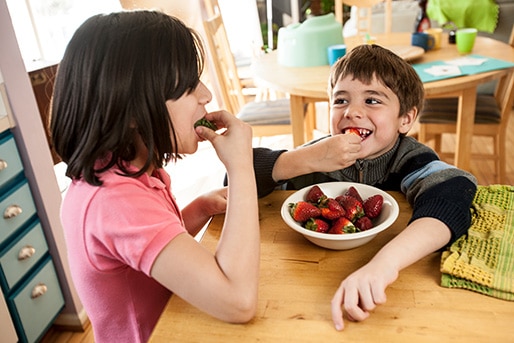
<box><xmin>417</xmin><ymin>26</ymin><xmax>514</xmax><ymax>184</ymax></box>
<box><xmin>335</xmin><ymin>0</ymin><xmax>392</xmax><ymax>37</ymax></box>
<box><xmin>200</xmin><ymin>0</ymin><xmax>293</xmax><ymax>137</ymax></box>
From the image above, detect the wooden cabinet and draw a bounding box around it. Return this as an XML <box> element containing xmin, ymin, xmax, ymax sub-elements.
<box><xmin>0</xmin><ymin>130</ymin><xmax>65</xmax><ymax>342</ymax></box>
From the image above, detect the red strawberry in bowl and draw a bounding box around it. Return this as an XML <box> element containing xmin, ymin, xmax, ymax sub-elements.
<box><xmin>320</xmin><ymin>197</ymin><xmax>345</xmax><ymax>220</ymax></box>
<box><xmin>305</xmin><ymin>218</ymin><xmax>330</xmax><ymax>233</ymax></box>
<box><xmin>305</xmin><ymin>185</ymin><xmax>326</xmax><ymax>204</ymax></box>
<box><xmin>288</xmin><ymin>201</ymin><xmax>321</xmax><ymax>223</ymax></box>
<box><xmin>363</xmin><ymin>194</ymin><xmax>383</xmax><ymax>219</ymax></box>
<box><xmin>345</xmin><ymin>186</ymin><xmax>363</xmax><ymax>203</ymax></box>
<box><xmin>335</xmin><ymin>194</ymin><xmax>364</xmax><ymax>222</ymax></box>
<box><xmin>329</xmin><ymin>216</ymin><xmax>357</xmax><ymax>234</ymax></box>
<box><xmin>355</xmin><ymin>216</ymin><xmax>373</xmax><ymax>231</ymax></box>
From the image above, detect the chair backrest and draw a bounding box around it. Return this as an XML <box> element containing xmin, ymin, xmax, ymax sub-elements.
<box><xmin>495</xmin><ymin>69</ymin><xmax>514</xmax><ymax>130</ymax></box>
<box><xmin>509</xmin><ymin>24</ymin><xmax>514</xmax><ymax>48</ymax></box>
<box><xmin>200</xmin><ymin>0</ymin><xmax>246</xmax><ymax>114</ymax></box>
<box><xmin>335</xmin><ymin>0</ymin><xmax>392</xmax><ymax>36</ymax></box>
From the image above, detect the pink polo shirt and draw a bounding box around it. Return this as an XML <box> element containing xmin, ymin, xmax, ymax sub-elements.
<box><xmin>61</xmin><ymin>165</ymin><xmax>186</xmax><ymax>343</ymax></box>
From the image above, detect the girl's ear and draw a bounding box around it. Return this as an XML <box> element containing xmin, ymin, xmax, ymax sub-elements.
<box><xmin>399</xmin><ymin>107</ymin><xmax>418</xmax><ymax>134</ymax></box>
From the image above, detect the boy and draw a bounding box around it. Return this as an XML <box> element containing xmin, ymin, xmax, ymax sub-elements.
<box><xmin>252</xmin><ymin>44</ymin><xmax>477</xmax><ymax>330</ymax></box>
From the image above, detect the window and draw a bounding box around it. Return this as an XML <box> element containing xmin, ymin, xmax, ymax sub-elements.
<box><xmin>6</xmin><ymin>0</ymin><xmax>122</xmax><ymax>65</ymax></box>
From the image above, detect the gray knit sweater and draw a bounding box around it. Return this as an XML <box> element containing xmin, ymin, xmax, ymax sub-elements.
<box><xmin>253</xmin><ymin>135</ymin><xmax>477</xmax><ymax>244</ymax></box>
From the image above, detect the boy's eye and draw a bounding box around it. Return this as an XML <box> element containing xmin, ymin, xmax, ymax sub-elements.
<box><xmin>333</xmin><ymin>97</ymin><xmax>348</xmax><ymax>105</ymax></box>
<box><xmin>366</xmin><ymin>98</ymin><xmax>380</xmax><ymax>105</ymax></box>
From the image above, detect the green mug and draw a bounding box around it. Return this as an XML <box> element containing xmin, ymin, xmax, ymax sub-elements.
<box><xmin>456</xmin><ymin>28</ymin><xmax>478</xmax><ymax>54</ymax></box>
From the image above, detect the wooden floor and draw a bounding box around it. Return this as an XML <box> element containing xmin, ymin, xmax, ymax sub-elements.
<box><xmin>40</xmin><ymin>108</ymin><xmax>514</xmax><ymax>343</ymax></box>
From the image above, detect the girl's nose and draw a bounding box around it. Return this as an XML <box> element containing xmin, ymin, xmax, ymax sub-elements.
<box><xmin>197</xmin><ymin>81</ymin><xmax>212</xmax><ymax>105</ymax></box>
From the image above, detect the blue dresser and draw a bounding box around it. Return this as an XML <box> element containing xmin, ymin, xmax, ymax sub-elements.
<box><xmin>0</xmin><ymin>130</ymin><xmax>65</xmax><ymax>342</ymax></box>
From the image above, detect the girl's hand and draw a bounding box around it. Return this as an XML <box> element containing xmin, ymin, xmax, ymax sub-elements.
<box><xmin>195</xmin><ymin>110</ymin><xmax>253</xmax><ymax>171</ymax></box>
<box><xmin>182</xmin><ymin>187</ymin><xmax>228</xmax><ymax>237</ymax></box>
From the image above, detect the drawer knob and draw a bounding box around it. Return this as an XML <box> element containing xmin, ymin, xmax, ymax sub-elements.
<box><xmin>0</xmin><ymin>159</ymin><xmax>6</xmax><ymax>171</ymax></box>
<box><xmin>3</xmin><ymin>204</ymin><xmax>22</xmax><ymax>219</ymax></box>
<box><xmin>18</xmin><ymin>245</ymin><xmax>36</xmax><ymax>260</ymax></box>
<box><xmin>31</xmin><ymin>283</ymin><xmax>48</xmax><ymax>299</ymax></box>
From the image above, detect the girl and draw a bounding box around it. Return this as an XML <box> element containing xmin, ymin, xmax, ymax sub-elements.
<box><xmin>50</xmin><ymin>11</ymin><xmax>260</xmax><ymax>342</ymax></box>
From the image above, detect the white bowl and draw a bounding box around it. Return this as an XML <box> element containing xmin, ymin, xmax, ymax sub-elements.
<box><xmin>281</xmin><ymin>182</ymin><xmax>400</xmax><ymax>250</ymax></box>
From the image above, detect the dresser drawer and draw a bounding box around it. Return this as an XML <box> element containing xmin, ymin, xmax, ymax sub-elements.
<box><xmin>0</xmin><ymin>222</ymin><xmax>49</xmax><ymax>291</ymax></box>
<box><xmin>0</xmin><ymin>181</ymin><xmax>37</xmax><ymax>245</ymax></box>
<box><xmin>10</xmin><ymin>258</ymin><xmax>64</xmax><ymax>343</ymax></box>
<box><xmin>0</xmin><ymin>134</ymin><xmax>24</xmax><ymax>190</ymax></box>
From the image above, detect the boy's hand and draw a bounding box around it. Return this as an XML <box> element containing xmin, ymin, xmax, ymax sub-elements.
<box><xmin>272</xmin><ymin>134</ymin><xmax>361</xmax><ymax>181</ymax></box>
<box><xmin>330</xmin><ymin>258</ymin><xmax>398</xmax><ymax>331</ymax></box>
<box><xmin>308</xmin><ymin>134</ymin><xmax>362</xmax><ymax>172</ymax></box>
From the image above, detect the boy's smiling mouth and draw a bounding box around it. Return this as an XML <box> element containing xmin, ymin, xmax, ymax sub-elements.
<box><xmin>343</xmin><ymin>127</ymin><xmax>372</xmax><ymax>140</ymax></box>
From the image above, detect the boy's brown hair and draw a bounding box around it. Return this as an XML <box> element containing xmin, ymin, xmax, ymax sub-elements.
<box><xmin>329</xmin><ymin>44</ymin><xmax>425</xmax><ymax>117</ymax></box>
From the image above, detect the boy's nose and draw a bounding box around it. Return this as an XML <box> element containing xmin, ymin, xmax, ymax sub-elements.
<box><xmin>343</xmin><ymin>105</ymin><xmax>363</xmax><ymax>119</ymax></box>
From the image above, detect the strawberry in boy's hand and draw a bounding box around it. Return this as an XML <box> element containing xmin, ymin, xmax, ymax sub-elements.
<box><xmin>345</xmin><ymin>128</ymin><xmax>361</xmax><ymax>136</ymax></box>
<box><xmin>344</xmin><ymin>128</ymin><xmax>371</xmax><ymax>140</ymax></box>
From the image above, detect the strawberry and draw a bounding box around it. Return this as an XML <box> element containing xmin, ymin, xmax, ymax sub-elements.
<box><xmin>305</xmin><ymin>185</ymin><xmax>326</xmax><ymax>204</ymax></box>
<box><xmin>344</xmin><ymin>186</ymin><xmax>363</xmax><ymax>203</ymax></box>
<box><xmin>194</xmin><ymin>118</ymin><xmax>218</xmax><ymax>131</ymax></box>
<box><xmin>345</xmin><ymin>128</ymin><xmax>360</xmax><ymax>136</ymax></box>
<box><xmin>320</xmin><ymin>198</ymin><xmax>345</xmax><ymax>220</ymax></box>
<box><xmin>363</xmin><ymin>194</ymin><xmax>383</xmax><ymax>219</ymax></box>
<box><xmin>355</xmin><ymin>216</ymin><xmax>373</xmax><ymax>231</ymax></box>
<box><xmin>335</xmin><ymin>195</ymin><xmax>364</xmax><ymax>222</ymax></box>
<box><xmin>289</xmin><ymin>201</ymin><xmax>321</xmax><ymax>222</ymax></box>
<box><xmin>305</xmin><ymin>218</ymin><xmax>330</xmax><ymax>233</ymax></box>
<box><xmin>329</xmin><ymin>216</ymin><xmax>357</xmax><ymax>234</ymax></box>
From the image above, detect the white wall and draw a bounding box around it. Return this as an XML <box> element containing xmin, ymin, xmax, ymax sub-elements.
<box><xmin>0</xmin><ymin>0</ymin><xmax>86</xmax><ymax>328</ymax></box>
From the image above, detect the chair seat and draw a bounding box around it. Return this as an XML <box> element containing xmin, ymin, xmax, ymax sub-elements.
<box><xmin>236</xmin><ymin>98</ymin><xmax>291</xmax><ymax>125</ymax></box>
<box><xmin>420</xmin><ymin>95</ymin><xmax>501</xmax><ymax>124</ymax></box>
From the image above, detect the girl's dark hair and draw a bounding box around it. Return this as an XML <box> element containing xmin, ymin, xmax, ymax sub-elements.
<box><xmin>50</xmin><ymin>10</ymin><xmax>205</xmax><ymax>186</ymax></box>
<box><xmin>328</xmin><ymin>44</ymin><xmax>424</xmax><ymax>117</ymax></box>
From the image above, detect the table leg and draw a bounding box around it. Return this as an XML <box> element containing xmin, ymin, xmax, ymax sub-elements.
<box><xmin>290</xmin><ymin>95</ymin><xmax>306</xmax><ymax>147</ymax></box>
<box><xmin>454</xmin><ymin>87</ymin><xmax>477</xmax><ymax>172</ymax></box>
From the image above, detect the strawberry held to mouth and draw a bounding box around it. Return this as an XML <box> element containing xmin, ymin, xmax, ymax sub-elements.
<box><xmin>344</xmin><ymin>127</ymin><xmax>371</xmax><ymax>140</ymax></box>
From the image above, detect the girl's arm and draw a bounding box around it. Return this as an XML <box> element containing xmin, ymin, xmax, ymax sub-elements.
<box><xmin>151</xmin><ymin>111</ymin><xmax>260</xmax><ymax>323</ymax></box>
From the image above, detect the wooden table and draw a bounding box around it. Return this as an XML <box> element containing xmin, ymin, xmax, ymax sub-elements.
<box><xmin>251</xmin><ymin>33</ymin><xmax>514</xmax><ymax>173</ymax></box>
<box><xmin>149</xmin><ymin>190</ymin><xmax>514</xmax><ymax>342</ymax></box>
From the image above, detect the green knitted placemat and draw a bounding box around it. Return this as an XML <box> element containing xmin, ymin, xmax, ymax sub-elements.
<box><xmin>440</xmin><ymin>185</ymin><xmax>514</xmax><ymax>301</ymax></box>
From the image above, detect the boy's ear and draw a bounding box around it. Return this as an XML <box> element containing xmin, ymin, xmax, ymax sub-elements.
<box><xmin>398</xmin><ymin>107</ymin><xmax>418</xmax><ymax>134</ymax></box>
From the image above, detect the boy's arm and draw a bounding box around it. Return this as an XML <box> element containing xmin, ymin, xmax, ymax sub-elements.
<box><xmin>271</xmin><ymin>134</ymin><xmax>361</xmax><ymax>181</ymax></box>
<box><xmin>331</xmin><ymin>216</ymin><xmax>451</xmax><ymax>330</ymax></box>
<box><xmin>404</xmin><ymin>167</ymin><xmax>477</xmax><ymax>244</ymax></box>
